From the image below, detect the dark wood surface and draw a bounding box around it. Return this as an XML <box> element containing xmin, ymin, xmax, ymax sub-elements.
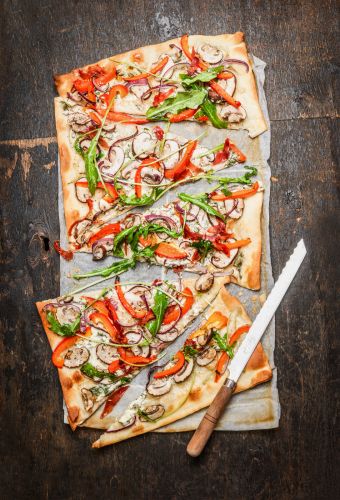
<box><xmin>1</xmin><ymin>1</ymin><xmax>339</xmax><ymax>499</ymax></box>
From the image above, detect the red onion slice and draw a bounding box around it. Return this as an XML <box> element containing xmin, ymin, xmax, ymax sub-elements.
<box><xmin>223</xmin><ymin>58</ymin><xmax>249</xmax><ymax>72</ymax></box>
<box><xmin>111</xmin><ymin>126</ymin><xmax>138</xmax><ymax>146</ymax></box>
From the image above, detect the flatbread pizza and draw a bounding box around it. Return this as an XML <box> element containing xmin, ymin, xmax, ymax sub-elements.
<box><xmin>55</xmin><ymin>95</ymin><xmax>248</xmax><ymax>251</ymax></box>
<box><xmin>55</xmin><ymin>33</ymin><xmax>266</xmax><ymax>137</ymax></box>
<box><xmin>72</xmin><ymin>168</ymin><xmax>263</xmax><ymax>291</ymax></box>
<box><xmin>36</xmin><ymin>276</ymin><xmax>229</xmax><ymax>429</ymax></box>
<box><xmin>92</xmin><ymin>286</ymin><xmax>272</xmax><ymax>447</ymax></box>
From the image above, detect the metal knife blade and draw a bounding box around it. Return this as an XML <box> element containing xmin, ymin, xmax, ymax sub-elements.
<box><xmin>228</xmin><ymin>238</ymin><xmax>307</xmax><ymax>383</ymax></box>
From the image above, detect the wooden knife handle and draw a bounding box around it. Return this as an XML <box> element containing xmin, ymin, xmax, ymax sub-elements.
<box><xmin>186</xmin><ymin>379</ymin><xmax>236</xmax><ymax>457</ymax></box>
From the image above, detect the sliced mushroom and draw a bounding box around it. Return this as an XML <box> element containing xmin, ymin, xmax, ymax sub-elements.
<box><xmin>123</xmin><ymin>212</ymin><xmax>142</xmax><ymax>228</ymax></box>
<box><xmin>96</xmin><ymin>344</ymin><xmax>119</xmax><ymax>364</ymax></box>
<box><xmin>141</xmin><ymin>166</ymin><xmax>164</xmax><ymax>185</ymax></box>
<box><xmin>161</xmin><ymin>139</ymin><xmax>180</xmax><ymax>169</ymax></box>
<box><xmin>131</xmin><ymin>344</ymin><xmax>150</xmax><ymax>358</ymax></box>
<box><xmin>92</xmin><ymin>239</ymin><xmax>113</xmax><ymax>261</ymax></box>
<box><xmin>197</xmin><ymin>44</ymin><xmax>223</xmax><ymax>64</ymax></box>
<box><xmin>81</xmin><ymin>388</ymin><xmax>96</xmax><ymax>412</ymax></box>
<box><xmin>196</xmin><ymin>347</ymin><xmax>217</xmax><ymax>366</ymax></box>
<box><xmin>64</xmin><ymin>346</ymin><xmax>90</xmax><ymax>368</ymax></box>
<box><xmin>174</xmin><ymin>358</ymin><xmax>194</xmax><ymax>383</ymax></box>
<box><xmin>104</xmin><ymin>145</ymin><xmax>125</xmax><ymax>176</ymax></box>
<box><xmin>56</xmin><ymin>304</ymin><xmax>81</xmax><ymax>325</ymax></box>
<box><xmin>68</xmin><ymin>112</ymin><xmax>91</xmax><ymax>125</ymax></box>
<box><xmin>147</xmin><ymin>378</ymin><xmax>172</xmax><ymax>396</ymax></box>
<box><xmin>195</xmin><ymin>272</ymin><xmax>214</xmax><ymax>292</ymax></box>
<box><xmin>191</xmin><ymin>146</ymin><xmax>215</xmax><ymax>168</ymax></box>
<box><xmin>139</xmin><ymin>404</ymin><xmax>165</xmax><ymax>421</ymax></box>
<box><xmin>156</xmin><ymin>328</ymin><xmax>179</xmax><ymax>342</ymax></box>
<box><xmin>210</xmin><ymin>247</ymin><xmax>238</xmax><ymax>268</ymax></box>
<box><xmin>132</xmin><ymin>131</ymin><xmax>157</xmax><ymax>158</ymax></box>
<box><xmin>69</xmin><ymin>219</ymin><xmax>92</xmax><ymax>244</ymax></box>
<box><xmin>75</xmin><ymin>178</ymin><xmax>92</xmax><ymax>203</ymax></box>
<box><xmin>220</xmin><ymin>104</ymin><xmax>247</xmax><ymax>123</ymax></box>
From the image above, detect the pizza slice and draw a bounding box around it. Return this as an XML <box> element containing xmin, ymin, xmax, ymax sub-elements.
<box><xmin>92</xmin><ymin>286</ymin><xmax>272</xmax><ymax>447</ymax></box>
<box><xmin>55</xmin><ymin>95</ymin><xmax>247</xmax><ymax>253</ymax></box>
<box><xmin>72</xmin><ymin>167</ymin><xmax>263</xmax><ymax>290</ymax></box>
<box><xmin>55</xmin><ymin>33</ymin><xmax>266</xmax><ymax>137</ymax></box>
<box><xmin>36</xmin><ymin>275</ymin><xmax>229</xmax><ymax>429</ymax></box>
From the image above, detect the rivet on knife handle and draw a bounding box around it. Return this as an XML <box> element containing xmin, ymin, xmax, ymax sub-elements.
<box><xmin>186</xmin><ymin>379</ymin><xmax>236</xmax><ymax>457</ymax></box>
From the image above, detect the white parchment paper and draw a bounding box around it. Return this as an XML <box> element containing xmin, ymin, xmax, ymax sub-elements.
<box><xmin>59</xmin><ymin>56</ymin><xmax>280</xmax><ymax>431</ymax></box>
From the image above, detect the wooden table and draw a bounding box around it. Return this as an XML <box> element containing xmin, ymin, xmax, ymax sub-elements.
<box><xmin>1</xmin><ymin>1</ymin><xmax>338</xmax><ymax>498</ymax></box>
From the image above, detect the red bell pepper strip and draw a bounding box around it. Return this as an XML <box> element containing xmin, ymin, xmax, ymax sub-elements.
<box><xmin>88</xmin><ymin>223</ymin><xmax>121</xmax><ymax>246</ymax></box>
<box><xmin>164</xmin><ymin>140</ymin><xmax>197</xmax><ymax>179</ymax></box>
<box><xmin>163</xmin><ymin>304</ymin><xmax>182</xmax><ymax>325</ymax></box>
<box><xmin>209</xmin><ymin>80</ymin><xmax>241</xmax><ymax>109</ymax></box>
<box><xmin>155</xmin><ymin>242</ymin><xmax>188</xmax><ymax>260</ymax></box>
<box><xmin>88</xmin><ymin>111</ymin><xmax>102</xmax><ymax>125</ymax></box>
<box><xmin>225</xmin><ymin>238</ymin><xmax>251</xmax><ymax>250</ymax></box>
<box><xmin>168</xmin><ymin>108</ymin><xmax>197</xmax><ymax>123</ymax></box>
<box><xmin>103</xmin><ymin>84</ymin><xmax>129</xmax><ymax>106</ymax></box>
<box><xmin>93</xmin><ymin>66</ymin><xmax>117</xmax><ymax>86</ymax></box>
<box><xmin>217</xmin><ymin>71</ymin><xmax>234</xmax><ymax>80</ymax></box>
<box><xmin>108</xmin><ymin>359</ymin><xmax>121</xmax><ymax>374</ymax></box>
<box><xmin>104</xmin><ymin>298</ymin><xmax>120</xmax><ymax>323</ymax></box>
<box><xmin>53</xmin><ymin>240</ymin><xmax>73</xmax><ymax>261</ymax></box>
<box><xmin>153</xmin><ymin>126</ymin><xmax>164</xmax><ymax>140</ymax></box>
<box><xmin>196</xmin><ymin>115</ymin><xmax>209</xmax><ymax>122</ymax></box>
<box><xmin>210</xmin><ymin>182</ymin><xmax>259</xmax><ymax>201</ymax></box>
<box><xmin>96</xmin><ymin>108</ymin><xmax>149</xmax><ymax>124</ymax></box>
<box><xmin>115</xmin><ymin>278</ymin><xmax>147</xmax><ymax>319</ymax></box>
<box><xmin>229</xmin><ymin>324</ymin><xmax>250</xmax><ymax>345</ymax></box>
<box><xmin>150</xmin><ymin>55</ymin><xmax>169</xmax><ymax>74</ymax></box>
<box><xmin>180</xmin><ymin>287</ymin><xmax>194</xmax><ymax>316</ymax></box>
<box><xmin>75</xmin><ymin>180</ymin><xmax>119</xmax><ymax>201</ymax></box>
<box><xmin>181</xmin><ymin>35</ymin><xmax>193</xmax><ymax>61</ymax></box>
<box><xmin>90</xmin><ymin>312</ymin><xmax>120</xmax><ymax>341</ymax></box>
<box><xmin>51</xmin><ymin>326</ymin><xmax>91</xmax><ymax>368</ymax></box>
<box><xmin>78</xmin><ymin>64</ymin><xmax>104</xmax><ymax>79</ymax></box>
<box><xmin>100</xmin><ymin>386</ymin><xmax>128</xmax><ymax>418</ymax></box>
<box><xmin>215</xmin><ymin>351</ymin><xmax>229</xmax><ymax>382</ymax></box>
<box><xmin>118</xmin><ymin>348</ymin><xmax>155</xmax><ymax>365</ymax></box>
<box><xmin>73</xmin><ymin>79</ymin><xmax>95</xmax><ymax>94</ymax></box>
<box><xmin>82</xmin><ymin>297</ymin><xmax>111</xmax><ymax>317</ymax></box>
<box><xmin>189</xmin><ymin>312</ymin><xmax>229</xmax><ymax>340</ymax></box>
<box><xmin>229</xmin><ymin>142</ymin><xmax>247</xmax><ymax>163</ymax></box>
<box><xmin>153</xmin><ymin>87</ymin><xmax>175</xmax><ymax>106</ymax></box>
<box><xmin>153</xmin><ymin>351</ymin><xmax>185</xmax><ymax>379</ymax></box>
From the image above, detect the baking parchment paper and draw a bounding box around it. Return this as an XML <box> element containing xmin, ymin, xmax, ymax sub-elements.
<box><xmin>59</xmin><ymin>56</ymin><xmax>280</xmax><ymax>431</ymax></box>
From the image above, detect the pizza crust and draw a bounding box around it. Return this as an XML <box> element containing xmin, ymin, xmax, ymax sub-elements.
<box><xmin>36</xmin><ymin>276</ymin><xmax>230</xmax><ymax>429</ymax></box>
<box><xmin>54</xmin><ymin>33</ymin><xmax>267</xmax><ymax>138</ymax></box>
<box><xmin>92</xmin><ymin>287</ymin><xmax>272</xmax><ymax>447</ymax></box>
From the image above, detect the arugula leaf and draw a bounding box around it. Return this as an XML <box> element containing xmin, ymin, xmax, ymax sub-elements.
<box><xmin>178</xmin><ymin>193</ymin><xmax>226</xmax><ymax>222</ymax></box>
<box><xmin>180</xmin><ymin>66</ymin><xmax>224</xmax><ymax>86</ymax></box>
<box><xmin>81</xmin><ymin>362</ymin><xmax>120</xmax><ymax>383</ymax></box>
<box><xmin>212</xmin><ymin>330</ymin><xmax>235</xmax><ymax>358</ymax></box>
<box><xmin>117</xmin><ymin>191</ymin><xmax>160</xmax><ymax>207</ymax></box>
<box><xmin>84</xmin><ymin>132</ymin><xmax>101</xmax><ymax>194</ymax></box>
<box><xmin>113</xmin><ymin>223</ymin><xmax>182</xmax><ymax>256</ymax></box>
<box><xmin>146</xmin><ymin>289</ymin><xmax>169</xmax><ymax>337</ymax></box>
<box><xmin>200</xmin><ymin>97</ymin><xmax>228</xmax><ymax>129</ymax></box>
<box><xmin>190</xmin><ymin>239</ymin><xmax>214</xmax><ymax>261</ymax></box>
<box><xmin>183</xmin><ymin>345</ymin><xmax>198</xmax><ymax>359</ymax></box>
<box><xmin>46</xmin><ymin>312</ymin><xmax>80</xmax><ymax>337</ymax></box>
<box><xmin>146</xmin><ymin>88</ymin><xmax>207</xmax><ymax>121</ymax></box>
<box><xmin>217</xmin><ymin>166</ymin><xmax>258</xmax><ymax>186</ymax></box>
<box><xmin>73</xmin><ymin>256</ymin><xmax>137</xmax><ymax>280</ymax></box>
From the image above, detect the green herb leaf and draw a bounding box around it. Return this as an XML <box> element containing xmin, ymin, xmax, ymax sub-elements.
<box><xmin>200</xmin><ymin>97</ymin><xmax>229</xmax><ymax>129</ymax></box>
<box><xmin>178</xmin><ymin>192</ymin><xmax>226</xmax><ymax>222</ymax></box>
<box><xmin>146</xmin><ymin>289</ymin><xmax>169</xmax><ymax>337</ymax></box>
<box><xmin>183</xmin><ymin>345</ymin><xmax>198</xmax><ymax>359</ymax></box>
<box><xmin>146</xmin><ymin>88</ymin><xmax>207</xmax><ymax>121</ymax></box>
<box><xmin>217</xmin><ymin>166</ymin><xmax>258</xmax><ymax>186</ymax></box>
<box><xmin>46</xmin><ymin>312</ymin><xmax>80</xmax><ymax>337</ymax></box>
<box><xmin>212</xmin><ymin>330</ymin><xmax>235</xmax><ymax>358</ymax></box>
<box><xmin>73</xmin><ymin>256</ymin><xmax>138</xmax><ymax>280</ymax></box>
<box><xmin>81</xmin><ymin>362</ymin><xmax>120</xmax><ymax>383</ymax></box>
<box><xmin>84</xmin><ymin>131</ymin><xmax>101</xmax><ymax>194</ymax></box>
<box><xmin>180</xmin><ymin>66</ymin><xmax>224</xmax><ymax>86</ymax></box>
<box><xmin>190</xmin><ymin>239</ymin><xmax>214</xmax><ymax>261</ymax></box>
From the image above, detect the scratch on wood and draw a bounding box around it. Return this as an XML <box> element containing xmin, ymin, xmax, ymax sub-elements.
<box><xmin>21</xmin><ymin>151</ymin><xmax>32</xmax><ymax>181</ymax></box>
<box><xmin>2</xmin><ymin>152</ymin><xmax>18</xmax><ymax>179</ymax></box>
<box><xmin>0</xmin><ymin>136</ymin><xmax>57</xmax><ymax>149</ymax></box>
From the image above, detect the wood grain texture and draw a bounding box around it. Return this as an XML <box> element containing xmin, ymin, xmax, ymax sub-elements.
<box><xmin>0</xmin><ymin>1</ymin><xmax>339</xmax><ymax>499</ymax></box>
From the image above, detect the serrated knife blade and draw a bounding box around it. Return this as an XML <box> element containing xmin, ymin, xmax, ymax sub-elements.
<box><xmin>187</xmin><ymin>239</ymin><xmax>307</xmax><ymax>457</ymax></box>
